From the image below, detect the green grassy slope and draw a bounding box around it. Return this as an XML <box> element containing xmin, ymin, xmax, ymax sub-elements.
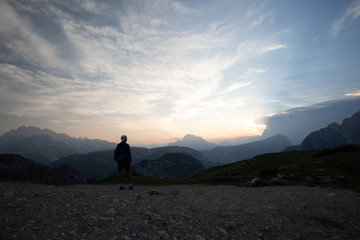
<box><xmin>174</xmin><ymin>145</ymin><xmax>360</xmax><ymax>191</ymax></box>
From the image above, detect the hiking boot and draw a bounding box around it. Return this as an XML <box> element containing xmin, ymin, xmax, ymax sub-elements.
<box><xmin>119</xmin><ymin>185</ymin><xmax>126</xmax><ymax>190</ymax></box>
<box><xmin>129</xmin><ymin>185</ymin><xmax>136</xmax><ymax>190</ymax></box>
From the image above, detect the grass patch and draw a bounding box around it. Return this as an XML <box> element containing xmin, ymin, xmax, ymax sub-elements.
<box><xmin>173</xmin><ymin>145</ymin><xmax>360</xmax><ymax>191</ymax></box>
<box><xmin>313</xmin><ymin>144</ymin><xmax>359</xmax><ymax>157</ymax></box>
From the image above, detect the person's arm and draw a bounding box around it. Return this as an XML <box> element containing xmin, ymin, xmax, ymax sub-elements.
<box><xmin>127</xmin><ymin>144</ymin><xmax>132</xmax><ymax>163</ymax></box>
<box><xmin>114</xmin><ymin>144</ymin><xmax>119</xmax><ymax>161</ymax></box>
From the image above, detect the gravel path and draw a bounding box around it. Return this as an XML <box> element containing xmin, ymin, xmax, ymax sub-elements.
<box><xmin>1</xmin><ymin>182</ymin><xmax>360</xmax><ymax>240</ymax></box>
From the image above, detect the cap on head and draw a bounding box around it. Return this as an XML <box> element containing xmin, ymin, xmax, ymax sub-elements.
<box><xmin>121</xmin><ymin>135</ymin><xmax>127</xmax><ymax>142</ymax></box>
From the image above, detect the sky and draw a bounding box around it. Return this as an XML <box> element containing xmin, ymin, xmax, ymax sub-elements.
<box><xmin>0</xmin><ymin>0</ymin><xmax>359</xmax><ymax>145</ymax></box>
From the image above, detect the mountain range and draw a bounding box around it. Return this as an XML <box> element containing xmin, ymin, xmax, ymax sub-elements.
<box><xmin>47</xmin><ymin>134</ymin><xmax>290</xmax><ymax>181</ymax></box>
<box><xmin>1</xmin><ymin>109</ymin><xmax>359</xmax><ymax>181</ymax></box>
<box><xmin>285</xmin><ymin>111</ymin><xmax>360</xmax><ymax>151</ymax></box>
<box><xmin>0</xmin><ymin>126</ymin><xmax>115</xmax><ymax>165</ymax></box>
<box><xmin>203</xmin><ymin>134</ymin><xmax>292</xmax><ymax>165</ymax></box>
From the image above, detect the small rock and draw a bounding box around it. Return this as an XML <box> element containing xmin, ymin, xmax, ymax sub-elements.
<box><xmin>226</xmin><ymin>221</ymin><xmax>236</xmax><ymax>230</ymax></box>
<box><xmin>251</xmin><ymin>178</ymin><xmax>261</xmax><ymax>187</ymax></box>
<box><xmin>122</xmin><ymin>235</ymin><xmax>131</xmax><ymax>240</ymax></box>
<box><xmin>217</xmin><ymin>226</ymin><xmax>228</xmax><ymax>237</ymax></box>
<box><xmin>195</xmin><ymin>234</ymin><xmax>205</xmax><ymax>240</ymax></box>
<box><xmin>98</xmin><ymin>216</ymin><xmax>114</xmax><ymax>221</ymax></box>
<box><xmin>145</xmin><ymin>211</ymin><xmax>161</xmax><ymax>220</ymax></box>
<box><xmin>4</xmin><ymin>190</ymin><xmax>14</xmax><ymax>198</ymax></box>
<box><xmin>158</xmin><ymin>230</ymin><xmax>169</xmax><ymax>239</ymax></box>
<box><xmin>149</xmin><ymin>190</ymin><xmax>164</xmax><ymax>196</ymax></box>
<box><xmin>106</xmin><ymin>208</ymin><xmax>116</xmax><ymax>216</ymax></box>
<box><xmin>170</xmin><ymin>190</ymin><xmax>180</xmax><ymax>196</ymax></box>
<box><xmin>181</xmin><ymin>211</ymin><xmax>192</xmax><ymax>219</ymax></box>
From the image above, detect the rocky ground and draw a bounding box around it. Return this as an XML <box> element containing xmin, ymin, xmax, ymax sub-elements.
<box><xmin>1</xmin><ymin>182</ymin><xmax>360</xmax><ymax>240</ymax></box>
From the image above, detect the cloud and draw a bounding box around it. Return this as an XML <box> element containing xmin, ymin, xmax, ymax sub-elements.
<box><xmin>345</xmin><ymin>90</ymin><xmax>360</xmax><ymax>97</ymax></box>
<box><xmin>251</xmin><ymin>11</ymin><xmax>275</xmax><ymax>27</ymax></box>
<box><xmin>219</xmin><ymin>67</ymin><xmax>269</xmax><ymax>95</ymax></box>
<box><xmin>244</xmin><ymin>0</ymin><xmax>274</xmax><ymax>27</ymax></box>
<box><xmin>245</xmin><ymin>67</ymin><xmax>270</xmax><ymax>77</ymax></box>
<box><xmin>262</xmin><ymin>98</ymin><xmax>360</xmax><ymax>144</ymax></box>
<box><xmin>261</xmin><ymin>44</ymin><xmax>287</xmax><ymax>53</ymax></box>
<box><xmin>331</xmin><ymin>0</ymin><xmax>360</xmax><ymax>36</ymax></box>
<box><xmin>220</xmin><ymin>81</ymin><xmax>253</xmax><ymax>94</ymax></box>
<box><xmin>0</xmin><ymin>1</ymin><xmax>231</xmax><ymax>125</ymax></box>
<box><xmin>0</xmin><ymin>0</ymin><xmax>294</xmax><ymax>142</ymax></box>
<box><xmin>236</xmin><ymin>41</ymin><xmax>287</xmax><ymax>61</ymax></box>
<box><xmin>246</xmin><ymin>118</ymin><xmax>267</xmax><ymax>136</ymax></box>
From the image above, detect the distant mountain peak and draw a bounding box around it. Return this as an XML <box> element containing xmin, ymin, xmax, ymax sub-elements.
<box><xmin>183</xmin><ymin>134</ymin><xmax>203</xmax><ymax>140</ymax></box>
<box><xmin>168</xmin><ymin>134</ymin><xmax>216</xmax><ymax>151</ymax></box>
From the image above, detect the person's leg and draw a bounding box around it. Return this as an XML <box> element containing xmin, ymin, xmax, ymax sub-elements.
<box><xmin>127</xmin><ymin>170</ymin><xmax>132</xmax><ymax>185</ymax></box>
<box><xmin>126</xmin><ymin>162</ymin><xmax>135</xmax><ymax>189</ymax></box>
<box><xmin>118</xmin><ymin>171</ymin><xmax>123</xmax><ymax>185</ymax></box>
<box><xmin>118</xmin><ymin>162</ymin><xmax>126</xmax><ymax>190</ymax></box>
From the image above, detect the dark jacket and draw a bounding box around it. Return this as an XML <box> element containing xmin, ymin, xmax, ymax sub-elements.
<box><xmin>114</xmin><ymin>142</ymin><xmax>132</xmax><ymax>163</ymax></box>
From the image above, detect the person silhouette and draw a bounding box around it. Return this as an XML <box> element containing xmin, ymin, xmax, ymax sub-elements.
<box><xmin>114</xmin><ymin>135</ymin><xmax>135</xmax><ymax>190</ymax></box>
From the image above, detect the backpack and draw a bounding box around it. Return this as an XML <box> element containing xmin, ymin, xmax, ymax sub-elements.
<box><xmin>114</xmin><ymin>143</ymin><xmax>127</xmax><ymax>162</ymax></box>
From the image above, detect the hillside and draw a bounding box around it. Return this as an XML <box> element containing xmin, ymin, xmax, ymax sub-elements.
<box><xmin>175</xmin><ymin>144</ymin><xmax>360</xmax><ymax>191</ymax></box>
<box><xmin>49</xmin><ymin>150</ymin><xmax>117</xmax><ymax>181</ymax></box>
<box><xmin>100</xmin><ymin>144</ymin><xmax>360</xmax><ymax>192</ymax></box>
<box><xmin>0</xmin><ymin>154</ymin><xmax>86</xmax><ymax>185</ymax></box>
<box><xmin>133</xmin><ymin>153</ymin><xmax>205</xmax><ymax>179</ymax></box>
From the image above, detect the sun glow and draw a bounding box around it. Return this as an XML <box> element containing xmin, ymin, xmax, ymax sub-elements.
<box><xmin>246</xmin><ymin>118</ymin><xmax>267</xmax><ymax>136</ymax></box>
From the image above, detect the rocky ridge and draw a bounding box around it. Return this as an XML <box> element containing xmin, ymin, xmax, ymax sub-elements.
<box><xmin>1</xmin><ymin>182</ymin><xmax>360</xmax><ymax>240</ymax></box>
<box><xmin>0</xmin><ymin>154</ymin><xmax>86</xmax><ymax>185</ymax></box>
<box><xmin>285</xmin><ymin>111</ymin><xmax>360</xmax><ymax>151</ymax></box>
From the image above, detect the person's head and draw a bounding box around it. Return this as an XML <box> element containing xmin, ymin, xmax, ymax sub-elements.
<box><xmin>121</xmin><ymin>135</ymin><xmax>127</xmax><ymax>143</ymax></box>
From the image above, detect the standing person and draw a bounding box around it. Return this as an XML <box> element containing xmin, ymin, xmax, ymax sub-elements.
<box><xmin>114</xmin><ymin>135</ymin><xmax>135</xmax><ymax>190</ymax></box>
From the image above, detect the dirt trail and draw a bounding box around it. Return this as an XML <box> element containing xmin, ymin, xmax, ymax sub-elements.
<box><xmin>1</xmin><ymin>182</ymin><xmax>360</xmax><ymax>240</ymax></box>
